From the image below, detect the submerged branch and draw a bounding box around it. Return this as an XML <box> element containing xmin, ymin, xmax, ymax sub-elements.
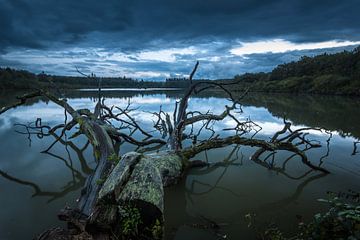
<box><xmin>181</xmin><ymin>134</ymin><xmax>329</xmax><ymax>174</ymax></box>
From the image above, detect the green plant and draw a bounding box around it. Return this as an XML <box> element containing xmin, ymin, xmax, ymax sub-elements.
<box><xmin>95</xmin><ymin>178</ymin><xmax>106</xmax><ymax>185</ymax></box>
<box><xmin>151</xmin><ymin>219</ymin><xmax>163</xmax><ymax>239</ymax></box>
<box><xmin>261</xmin><ymin>194</ymin><xmax>360</xmax><ymax>240</ymax></box>
<box><xmin>297</xmin><ymin>196</ymin><xmax>360</xmax><ymax>239</ymax></box>
<box><xmin>263</xmin><ymin>225</ymin><xmax>286</xmax><ymax>240</ymax></box>
<box><xmin>108</xmin><ymin>153</ymin><xmax>120</xmax><ymax>164</ymax></box>
<box><xmin>119</xmin><ymin>206</ymin><xmax>142</xmax><ymax>237</ymax></box>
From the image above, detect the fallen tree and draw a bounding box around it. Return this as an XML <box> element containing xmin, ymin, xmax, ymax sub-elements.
<box><xmin>0</xmin><ymin>63</ymin><xmax>330</xmax><ymax>240</ymax></box>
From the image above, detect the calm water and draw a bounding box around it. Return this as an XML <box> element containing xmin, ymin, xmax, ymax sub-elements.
<box><xmin>0</xmin><ymin>90</ymin><xmax>359</xmax><ymax>239</ymax></box>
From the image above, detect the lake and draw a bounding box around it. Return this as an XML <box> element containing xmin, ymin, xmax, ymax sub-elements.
<box><xmin>0</xmin><ymin>89</ymin><xmax>359</xmax><ymax>239</ymax></box>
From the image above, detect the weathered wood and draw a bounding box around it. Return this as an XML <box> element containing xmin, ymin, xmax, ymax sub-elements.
<box><xmin>39</xmin><ymin>150</ymin><xmax>186</xmax><ymax>240</ymax></box>
<box><xmin>181</xmin><ymin>134</ymin><xmax>330</xmax><ymax>174</ymax></box>
<box><xmin>87</xmin><ymin>151</ymin><xmax>186</xmax><ymax>239</ymax></box>
<box><xmin>146</xmin><ymin>151</ymin><xmax>184</xmax><ymax>187</ymax></box>
<box><xmin>77</xmin><ymin>121</ymin><xmax>115</xmax><ymax>216</ymax></box>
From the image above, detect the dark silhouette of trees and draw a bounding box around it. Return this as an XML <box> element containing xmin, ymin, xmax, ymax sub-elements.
<box><xmin>230</xmin><ymin>46</ymin><xmax>360</xmax><ymax>95</ymax></box>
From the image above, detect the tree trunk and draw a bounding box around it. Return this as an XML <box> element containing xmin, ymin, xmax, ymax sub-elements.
<box><xmin>90</xmin><ymin>151</ymin><xmax>185</xmax><ymax>239</ymax></box>
<box><xmin>36</xmin><ymin>146</ymin><xmax>187</xmax><ymax>240</ymax></box>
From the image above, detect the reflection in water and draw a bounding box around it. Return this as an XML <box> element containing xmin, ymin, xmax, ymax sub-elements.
<box><xmin>241</xmin><ymin>93</ymin><xmax>360</xmax><ymax>139</ymax></box>
<box><xmin>0</xmin><ymin>90</ymin><xmax>360</xmax><ymax>239</ymax></box>
<box><xmin>187</xmin><ymin>146</ymin><xmax>244</xmax><ymax>198</ymax></box>
<box><xmin>168</xmin><ymin>143</ymin><xmax>329</xmax><ymax>239</ymax></box>
<box><xmin>0</xmin><ymin>168</ymin><xmax>86</xmax><ymax>203</ymax></box>
<box><xmin>0</xmin><ymin>121</ymin><xmax>93</xmax><ymax>203</ymax></box>
<box><xmin>256</xmin><ymin>172</ymin><xmax>328</xmax><ymax>212</ymax></box>
<box><xmin>352</xmin><ymin>141</ymin><xmax>360</xmax><ymax>155</ymax></box>
<box><xmin>14</xmin><ymin>120</ymin><xmax>93</xmax><ymax>175</ymax></box>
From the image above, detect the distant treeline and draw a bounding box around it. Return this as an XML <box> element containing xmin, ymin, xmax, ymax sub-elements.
<box><xmin>0</xmin><ymin>68</ymin><xmax>41</xmax><ymax>90</ymax></box>
<box><xmin>0</xmin><ymin>69</ymin><xmax>193</xmax><ymax>90</ymax></box>
<box><xmin>226</xmin><ymin>46</ymin><xmax>360</xmax><ymax>95</ymax></box>
<box><xmin>1</xmin><ymin>46</ymin><xmax>360</xmax><ymax>95</ymax></box>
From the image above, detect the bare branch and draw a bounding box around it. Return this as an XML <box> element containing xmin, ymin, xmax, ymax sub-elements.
<box><xmin>189</xmin><ymin>61</ymin><xmax>199</xmax><ymax>84</ymax></box>
<box><xmin>0</xmin><ymin>91</ymin><xmax>42</xmax><ymax>115</ymax></box>
<box><xmin>181</xmin><ymin>133</ymin><xmax>330</xmax><ymax>174</ymax></box>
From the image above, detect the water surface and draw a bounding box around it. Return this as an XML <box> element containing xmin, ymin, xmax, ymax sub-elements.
<box><xmin>0</xmin><ymin>90</ymin><xmax>359</xmax><ymax>239</ymax></box>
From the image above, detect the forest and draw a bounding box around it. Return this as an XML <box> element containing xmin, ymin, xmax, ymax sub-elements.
<box><xmin>230</xmin><ymin>46</ymin><xmax>360</xmax><ymax>95</ymax></box>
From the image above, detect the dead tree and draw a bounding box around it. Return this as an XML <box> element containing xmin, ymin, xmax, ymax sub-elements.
<box><xmin>0</xmin><ymin>62</ymin><xmax>330</xmax><ymax>240</ymax></box>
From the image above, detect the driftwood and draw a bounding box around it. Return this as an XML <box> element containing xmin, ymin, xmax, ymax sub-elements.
<box><xmin>0</xmin><ymin>63</ymin><xmax>331</xmax><ymax>240</ymax></box>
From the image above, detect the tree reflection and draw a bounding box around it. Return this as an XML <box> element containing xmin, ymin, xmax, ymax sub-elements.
<box><xmin>186</xmin><ymin>145</ymin><xmax>243</xmax><ymax>199</ymax></box>
<box><xmin>185</xmin><ymin>145</ymin><xmax>328</xmax><ymax>202</ymax></box>
<box><xmin>352</xmin><ymin>141</ymin><xmax>360</xmax><ymax>156</ymax></box>
<box><xmin>0</xmin><ymin>119</ymin><xmax>94</xmax><ymax>203</ymax></box>
<box><xmin>179</xmin><ymin>141</ymin><xmax>330</xmax><ymax>238</ymax></box>
<box><xmin>256</xmin><ymin>172</ymin><xmax>327</xmax><ymax>212</ymax></box>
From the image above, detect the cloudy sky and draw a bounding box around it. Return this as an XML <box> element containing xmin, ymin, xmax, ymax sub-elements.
<box><xmin>1</xmin><ymin>0</ymin><xmax>360</xmax><ymax>80</ymax></box>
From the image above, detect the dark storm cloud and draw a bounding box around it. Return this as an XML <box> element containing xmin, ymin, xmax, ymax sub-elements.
<box><xmin>0</xmin><ymin>0</ymin><xmax>132</xmax><ymax>50</ymax></box>
<box><xmin>1</xmin><ymin>0</ymin><xmax>360</xmax><ymax>51</ymax></box>
<box><xmin>1</xmin><ymin>0</ymin><xmax>360</xmax><ymax>79</ymax></box>
<box><xmin>130</xmin><ymin>0</ymin><xmax>360</xmax><ymax>44</ymax></box>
